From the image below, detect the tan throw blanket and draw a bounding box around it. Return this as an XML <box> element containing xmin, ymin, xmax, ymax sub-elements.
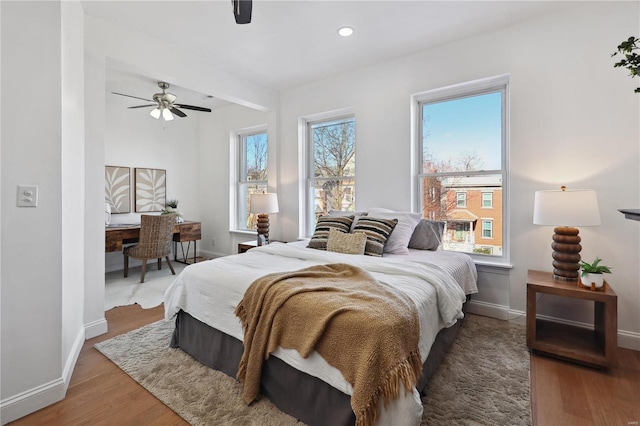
<box><xmin>235</xmin><ymin>263</ymin><xmax>422</xmax><ymax>426</ymax></box>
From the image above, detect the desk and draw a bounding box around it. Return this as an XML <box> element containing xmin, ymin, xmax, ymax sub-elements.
<box><xmin>106</xmin><ymin>220</ymin><xmax>202</xmax><ymax>264</ymax></box>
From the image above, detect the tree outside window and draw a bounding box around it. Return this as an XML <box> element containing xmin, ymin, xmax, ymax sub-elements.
<box><xmin>237</xmin><ymin>131</ymin><xmax>267</xmax><ymax>231</ymax></box>
<box><xmin>308</xmin><ymin>117</ymin><xmax>355</xmax><ymax>224</ymax></box>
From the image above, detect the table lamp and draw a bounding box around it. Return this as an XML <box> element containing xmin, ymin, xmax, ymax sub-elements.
<box><xmin>533</xmin><ymin>186</ymin><xmax>601</xmax><ymax>281</ymax></box>
<box><xmin>249</xmin><ymin>193</ymin><xmax>279</xmax><ymax>244</ymax></box>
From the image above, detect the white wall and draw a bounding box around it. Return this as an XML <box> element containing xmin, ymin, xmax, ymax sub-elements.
<box><xmin>198</xmin><ymin>104</ymin><xmax>277</xmax><ymax>257</ymax></box>
<box><xmin>1</xmin><ymin>1</ymin><xmax>86</xmax><ymax>422</ymax></box>
<box><xmin>275</xmin><ymin>2</ymin><xmax>639</xmax><ymax>344</ymax></box>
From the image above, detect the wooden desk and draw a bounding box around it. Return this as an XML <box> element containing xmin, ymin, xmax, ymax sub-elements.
<box><xmin>526</xmin><ymin>269</ymin><xmax>617</xmax><ymax>368</ymax></box>
<box><xmin>106</xmin><ymin>220</ymin><xmax>202</xmax><ymax>264</ymax></box>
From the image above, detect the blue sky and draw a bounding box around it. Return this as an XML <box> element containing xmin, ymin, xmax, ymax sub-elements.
<box><xmin>422</xmin><ymin>91</ymin><xmax>502</xmax><ymax>171</ymax></box>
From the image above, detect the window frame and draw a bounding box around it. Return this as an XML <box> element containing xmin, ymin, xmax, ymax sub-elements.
<box><xmin>482</xmin><ymin>192</ymin><xmax>493</xmax><ymax>208</ymax></box>
<box><xmin>232</xmin><ymin>126</ymin><xmax>268</xmax><ymax>232</ymax></box>
<box><xmin>456</xmin><ymin>192</ymin><xmax>467</xmax><ymax>208</ymax></box>
<box><xmin>411</xmin><ymin>74</ymin><xmax>510</xmax><ymax>265</ymax></box>
<box><xmin>299</xmin><ymin>108</ymin><xmax>356</xmax><ymax>238</ymax></box>
<box><xmin>481</xmin><ymin>219</ymin><xmax>493</xmax><ymax>239</ymax></box>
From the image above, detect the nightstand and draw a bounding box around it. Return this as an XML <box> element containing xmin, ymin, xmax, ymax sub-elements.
<box><xmin>238</xmin><ymin>240</ymin><xmax>258</xmax><ymax>253</ymax></box>
<box><xmin>526</xmin><ymin>269</ymin><xmax>617</xmax><ymax>368</ymax></box>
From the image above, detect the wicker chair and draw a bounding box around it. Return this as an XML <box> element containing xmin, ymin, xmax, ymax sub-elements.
<box><xmin>124</xmin><ymin>214</ymin><xmax>176</xmax><ymax>283</ymax></box>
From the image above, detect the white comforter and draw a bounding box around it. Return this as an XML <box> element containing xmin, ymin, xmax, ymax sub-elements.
<box><xmin>164</xmin><ymin>241</ymin><xmax>477</xmax><ymax>426</ymax></box>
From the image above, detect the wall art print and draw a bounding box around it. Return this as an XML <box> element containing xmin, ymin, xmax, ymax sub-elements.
<box><xmin>135</xmin><ymin>168</ymin><xmax>166</xmax><ymax>212</ymax></box>
<box><xmin>105</xmin><ymin>166</ymin><xmax>131</xmax><ymax>213</ymax></box>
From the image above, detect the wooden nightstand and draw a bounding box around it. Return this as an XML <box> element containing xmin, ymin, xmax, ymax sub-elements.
<box><xmin>238</xmin><ymin>241</ymin><xmax>258</xmax><ymax>253</ymax></box>
<box><xmin>526</xmin><ymin>270</ymin><xmax>617</xmax><ymax>368</ymax></box>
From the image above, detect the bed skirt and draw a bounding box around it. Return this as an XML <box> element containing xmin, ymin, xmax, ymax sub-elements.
<box><xmin>170</xmin><ymin>309</ymin><xmax>462</xmax><ymax>426</ymax></box>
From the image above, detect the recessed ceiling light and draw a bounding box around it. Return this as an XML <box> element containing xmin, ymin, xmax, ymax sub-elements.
<box><xmin>338</xmin><ymin>26</ymin><xmax>354</xmax><ymax>37</ymax></box>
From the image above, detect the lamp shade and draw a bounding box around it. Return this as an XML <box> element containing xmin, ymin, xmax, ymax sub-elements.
<box><xmin>149</xmin><ymin>108</ymin><xmax>161</xmax><ymax>119</ymax></box>
<box><xmin>250</xmin><ymin>193</ymin><xmax>279</xmax><ymax>214</ymax></box>
<box><xmin>533</xmin><ymin>189</ymin><xmax>601</xmax><ymax>227</ymax></box>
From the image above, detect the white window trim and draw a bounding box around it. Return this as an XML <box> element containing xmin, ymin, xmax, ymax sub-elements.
<box><xmin>482</xmin><ymin>191</ymin><xmax>494</xmax><ymax>208</ymax></box>
<box><xmin>298</xmin><ymin>107</ymin><xmax>355</xmax><ymax>238</ymax></box>
<box><xmin>230</xmin><ymin>124</ymin><xmax>268</xmax><ymax>232</ymax></box>
<box><xmin>410</xmin><ymin>74</ymin><xmax>510</xmax><ymax>265</ymax></box>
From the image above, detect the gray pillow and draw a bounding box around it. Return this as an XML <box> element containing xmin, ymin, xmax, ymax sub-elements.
<box><xmin>408</xmin><ymin>219</ymin><xmax>445</xmax><ymax>251</ymax></box>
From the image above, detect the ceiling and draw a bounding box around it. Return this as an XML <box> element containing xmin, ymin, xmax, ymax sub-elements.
<box><xmin>85</xmin><ymin>1</ymin><xmax>567</xmax><ymax>109</ymax></box>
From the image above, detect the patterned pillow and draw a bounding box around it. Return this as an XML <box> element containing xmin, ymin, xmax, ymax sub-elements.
<box><xmin>352</xmin><ymin>217</ymin><xmax>398</xmax><ymax>257</ymax></box>
<box><xmin>326</xmin><ymin>228</ymin><xmax>367</xmax><ymax>255</ymax></box>
<box><xmin>307</xmin><ymin>215</ymin><xmax>354</xmax><ymax>250</ymax></box>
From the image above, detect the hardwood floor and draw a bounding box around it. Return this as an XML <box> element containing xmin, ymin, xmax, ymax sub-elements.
<box><xmin>9</xmin><ymin>305</ymin><xmax>640</xmax><ymax>425</ymax></box>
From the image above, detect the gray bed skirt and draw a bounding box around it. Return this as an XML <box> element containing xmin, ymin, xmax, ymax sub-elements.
<box><xmin>170</xmin><ymin>309</ymin><xmax>463</xmax><ymax>426</ymax></box>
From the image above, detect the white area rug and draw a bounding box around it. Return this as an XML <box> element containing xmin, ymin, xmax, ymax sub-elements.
<box><xmin>105</xmin><ymin>262</ymin><xmax>188</xmax><ymax>311</ymax></box>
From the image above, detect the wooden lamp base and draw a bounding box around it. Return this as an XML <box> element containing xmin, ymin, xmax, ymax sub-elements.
<box><xmin>551</xmin><ymin>226</ymin><xmax>582</xmax><ymax>281</ymax></box>
<box><xmin>256</xmin><ymin>213</ymin><xmax>270</xmax><ymax>244</ymax></box>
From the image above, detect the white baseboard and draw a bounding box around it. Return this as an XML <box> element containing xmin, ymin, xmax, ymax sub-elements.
<box><xmin>0</xmin><ymin>326</ymin><xmax>85</xmax><ymax>425</ymax></box>
<box><xmin>198</xmin><ymin>249</ymin><xmax>225</xmax><ymax>259</ymax></box>
<box><xmin>85</xmin><ymin>317</ymin><xmax>108</xmax><ymax>339</ymax></box>
<box><xmin>466</xmin><ymin>299</ymin><xmax>640</xmax><ymax>351</ymax></box>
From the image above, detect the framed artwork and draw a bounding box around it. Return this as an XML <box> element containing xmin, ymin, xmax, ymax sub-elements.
<box><xmin>135</xmin><ymin>168</ymin><xmax>166</xmax><ymax>212</ymax></box>
<box><xmin>105</xmin><ymin>166</ymin><xmax>131</xmax><ymax>213</ymax></box>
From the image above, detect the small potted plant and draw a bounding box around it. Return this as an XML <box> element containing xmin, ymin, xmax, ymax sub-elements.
<box><xmin>579</xmin><ymin>257</ymin><xmax>612</xmax><ymax>289</ymax></box>
<box><xmin>162</xmin><ymin>199</ymin><xmax>184</xmax><ymax>223</ymax></box>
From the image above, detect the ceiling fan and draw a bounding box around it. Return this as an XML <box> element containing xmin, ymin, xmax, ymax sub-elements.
<box><xmin>112</xmin><ymin>81</ymin><xmax>212</xmax><ymax>121</ymax></box>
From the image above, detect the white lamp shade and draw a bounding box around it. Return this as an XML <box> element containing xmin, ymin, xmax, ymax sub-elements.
<box><xmin>149</xmin><ymin>108</ymin><xmax>161</xmax><ymax>119</ymax></box>
<box><xmin>533</xmin><ymin>189</ymin><xmax>601</xmax><ymax>227</ymax></box>
<box><xmin>250</xmin><ymin>193</ymin><xmax>279</xmax><ymax>214</ymax></box>
<box><xmin>162</xmin><ymin>108</ymin><xmax>174</xmax><ymax>121</ymax></box>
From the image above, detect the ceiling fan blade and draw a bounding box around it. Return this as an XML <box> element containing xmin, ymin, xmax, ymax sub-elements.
<box><xmin>170</xmin><ymin>107</ymin><xmax>187</xmax><ymax>118</ymax></box>
<box><xmin>175</xmin><ymin>104</ymin><xmax>212</xmax><ymax>113</ymax></box>
<box><xmin>128</xmin><ymin>104</ymin><xmax>156</xmax><ymax>109</ymax></box>
<box><xmin>233</xmin><ymin>0</ymin><xmax>252</xmax><ymax>24</ymax></box>
<box><xmin>111</xmin><ymin>92</ymin><xmax>154</xmax><ymax>102</ymax></box>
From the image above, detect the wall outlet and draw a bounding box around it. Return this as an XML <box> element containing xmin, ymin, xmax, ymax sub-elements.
<box><xmin>211</xmin><ymin>238</ymin><xmax>216</xmax><ymax>246</ymax></box>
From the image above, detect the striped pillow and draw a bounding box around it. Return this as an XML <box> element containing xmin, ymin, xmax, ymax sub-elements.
<box><xmin>352</xmin><ymin>217</ymin><xmax>398</xmax><ymax>257</ymax></box>
<box><xmin>307</xmin><ymin>215</ymin><xmax>354</xmax><ymax>250</ymax></box>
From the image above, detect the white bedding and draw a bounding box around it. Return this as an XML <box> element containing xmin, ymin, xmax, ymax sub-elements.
<box><xmin>164</xmin><ymin>241</ymin><xmax>477</xmax><ymax>425</ymax></box>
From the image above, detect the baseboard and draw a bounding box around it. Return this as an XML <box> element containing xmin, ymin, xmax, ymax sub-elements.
<box><xmin>0</xmin><ymin>326</ymin><xmax>84</xmax><ymax>424</ymax></box>
<box><xmin>85</xmin><ymin>317</ymin><xmax>108</xmax><ymax>339</ymax></box>
<box><xmin>466</xmin><ymin>300</ymin><xmax>640</xmax><ymax>351</ymax></box>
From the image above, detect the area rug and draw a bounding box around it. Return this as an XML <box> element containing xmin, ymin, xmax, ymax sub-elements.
<box><xmin>95</xmin><ymin>314</ymin><xmax>531</xmax><ymax>426</ymax></box>
<box><xmin>104</xmin><ymin>262</ymin><xmax>190</xmax><ymax>311</ymax></box>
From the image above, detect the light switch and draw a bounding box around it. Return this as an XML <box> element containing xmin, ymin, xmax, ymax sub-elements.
<box><xmin>17</xmin><ymin>185</ymin><xmax>38</xmax><ymax>207</ymax></box>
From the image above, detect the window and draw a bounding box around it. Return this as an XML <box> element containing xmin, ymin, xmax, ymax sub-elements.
<box><xmin>303</xmin><ymin>113</ymin><xmax>356</xmax><ymax>236</ymax></box>
<box><xmin>456</xmin><ymin>192</ymin><xmax>467</xmax><ymax>207</ymax></box>
<box><xmin>414</xmin><ymin>75</ymin><xmax>508</xmax><ymax>260</ymax></box>
<box><xmin>482</xmin><ymin>192</ymin><xmax>493</xmax><ymax>208</ymax></box>
<box><xmin>236</xmin><ymin>129</ymin><xmax>267</xmax><ymax>231</ymax></box>
<box><xmin>482</xmin><ymin>219</ymin><xmax>493</xmax><ymax>238</ymax></box>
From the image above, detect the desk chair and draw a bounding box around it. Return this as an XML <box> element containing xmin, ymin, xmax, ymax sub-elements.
<box><xmin>124</xmin><ymin>214</ymin><xmax>176</xmax><ymax>283</ymax></box>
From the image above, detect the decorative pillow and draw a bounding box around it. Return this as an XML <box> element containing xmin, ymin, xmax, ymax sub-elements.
<box><xmin>326</xmin><ymin>228</ymin><xmax>367</xmax><ymax>255</ymax></box>
<box><xmin>328</xmin><ymin>210</ymin><xmax>368</xmax><ymax>232</ymax></box>
<box><xmin>408</xmin><ymin>219</ymin><xmax>445</xmax><ymax>251</ymax></box>
<box><xmin>352</xmin><ymin>217</ymin><xmax>398</xmax><ymax>257</ymax></box>
<box><xmin>307</xmin><ymin>215</ymin><xmax>354</xmax><ymax>250</ymax></box>
<box><xmin>367</xmin><ymin>208</ymin><xmax>421</xmax><ymax>255</ymax></box>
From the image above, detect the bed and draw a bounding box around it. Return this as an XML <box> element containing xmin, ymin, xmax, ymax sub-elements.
<box><xmin>164</xmin><ymin>238</ymin><xmax>477</xmax><ymax>426</ymax></box>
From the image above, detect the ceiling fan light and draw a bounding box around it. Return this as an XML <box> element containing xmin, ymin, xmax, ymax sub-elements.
<box><xmin>150</xmin><ymin>108</ymin><xmax>161</xmax><ymax>119</ymax></box>
<box><xmin>162</xmin><ymin>108</ymin><xmax>174</xmax><ymax>121</ymax></box>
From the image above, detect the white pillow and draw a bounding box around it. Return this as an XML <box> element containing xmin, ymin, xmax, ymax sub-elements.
<box><xmin>367</xmin><ymin>208</ymin><xmax>421</xmax><ymax>255</ymax></box>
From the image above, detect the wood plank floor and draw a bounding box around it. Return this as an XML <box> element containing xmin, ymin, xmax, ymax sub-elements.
<box><xmin>9</xmin><ymin>304</ymin><xmax>640</xmax><ymax>425</ymax></box>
